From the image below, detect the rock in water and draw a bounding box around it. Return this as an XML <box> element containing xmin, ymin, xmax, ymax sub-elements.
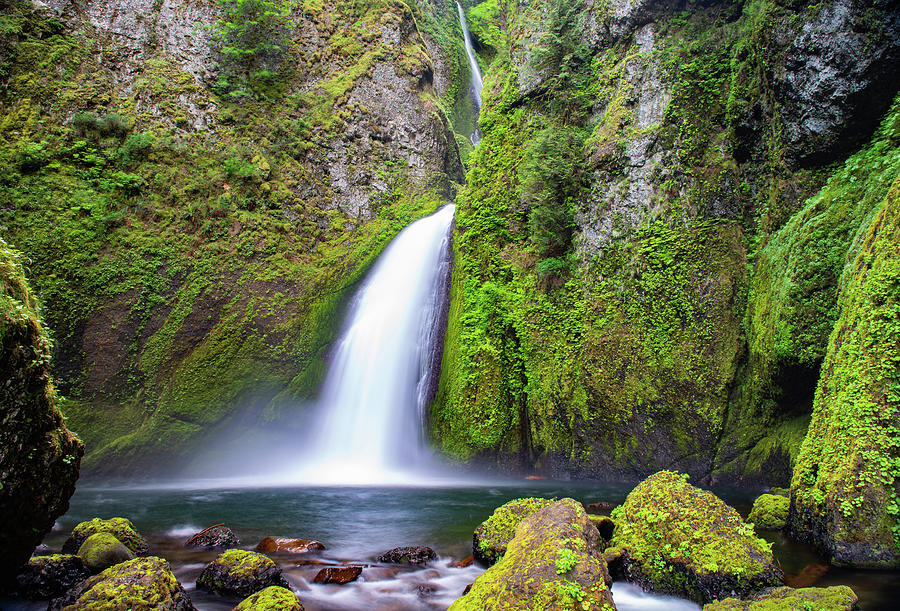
<box><xmin>312</xmin><ymin>566</ymin><xmax>363</xmax><ymax>584</ymax></box>
<box><xmin>196</xmin><ymin>549</ymin><xmax>290</xmax><ymax>598</ymax></box>
<box><xmin>472</xmin><ymin>498</ymin><xmax>555</xmax><ymax>566</ymax></box>
<box><xmin>609</xmin><ymin>471</ymin><xmax>782</xmax><ymax>604</ymax></box>
<box><xmin>256</xmin><ymin>537</ymin><xmax>325</xmax><ymax>554</ymax></box>
<box><xmin>450</xmin><ymin>498</ymin><xmax>615</xmax><ymax>610</ymax></box>
<box><xmin>0</xmin><ymin>240</ymin><xmax>83</xmax><ymax>582</ymax></box>
<box><xmin>233</xmin><ymin>586</ymin><xmax>303</xmax><ymax>610</ymax></box>
<box><xmin>185</xmin><ymin>525</ymin><xmax>241</xmax><ymax>549</ymax></box>
<box><xmin>747</xmin><ymin>494</ymin><xmax>790</xmax><ymax>530</ymax></box>
<box><xmin>48</xmin><ymin>556</ymin><xmax>194</xmax><ymax>611</ymax></box>
<box><xmin>77</xmin><ymin>532</ymin><xmax>136</xmax><ymax>572</ymax></box>
<box><xmin>376</xmin><ymin>546</ymin><xmax>437</xmax><ymax>565</ymax></box>
<box><xmin>702</xmin><ymin>585</ymin><xmax>859</xmax><ymax>610</ymax></box>
<box><xmin>13</xmin><ymin>555</ymin><xmax>91</xmax><ymax>599</ymax></box>
<box><xmin>62</xmin><ymin>517</ymin><xmax>150</xmax><ymax>556</ymax></box>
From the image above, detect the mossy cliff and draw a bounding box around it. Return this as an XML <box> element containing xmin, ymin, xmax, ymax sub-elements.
<box><xmin>0</xmin><ymin>238</ymin><xmax>82</xmax><ymax>582</ymax></box>
<box><xmin>0</xmin><ymin>0</ymin><xmax>472</xmax><ymax>475</ymax></box>
<box><xmin>431</xmin><ymin>0</ymin><xmax>899</xmax><ymax>491</ymax></box>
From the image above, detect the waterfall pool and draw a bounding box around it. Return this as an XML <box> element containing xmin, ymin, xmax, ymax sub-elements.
<box><xmin>6</xmin><ymin>480</ymin><xmax>897</xmax><ymax>610</ymax></box>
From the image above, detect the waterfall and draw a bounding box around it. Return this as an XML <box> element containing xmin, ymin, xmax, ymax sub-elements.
<box><xmin>457</xmin><ymin>2</ymin><xmax>483</xmax><ymax>145</ymax></box>
<box><xmin>292</xmin><ymin>205</ymin><xmax>455</xmax><ymax>485</ymax></box>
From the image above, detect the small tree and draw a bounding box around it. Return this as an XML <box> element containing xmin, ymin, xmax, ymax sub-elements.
<box><xmin>210</xmin><ymin>0</ymin><xmax>296</xmax><ymax>99</ymax></box>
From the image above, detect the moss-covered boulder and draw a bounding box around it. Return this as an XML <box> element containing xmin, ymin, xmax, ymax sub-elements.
<box><xmin>610</xmin><ymin>471</ymin><xmax>782</xmax><ymax>604</ymax></box>
<box><xmin>472</xmin><ymin>497</ymin><xmax>555</xmax><ymax>566</ymax></box>
<box><xmin>233</xmin><ymin>586</ymin><xmax>303</xmax><ymax>611</ymax></box>
<box><xmin>702</xmin><ymin>585</ymin><xmax>859</xmax><ymax>610</ymax></box>
<box><xmin>13</xmin><ymin>554</ymin><xmax>90</xmax><ymax>599</ymax></box>
<box><xmin>449</xmin><ymin>498</ymin><xmax>615</xmax><ymax>611</ymax></box>
<box><xmin>77</xmin><ymin>532</ymin><xmax>136</xmax><ymax>572</ymax></box>
<box><xmin>48</xmin><ymin>556</ymin><xmax>194</xmax><ymax>610</ymax></box>
<box><xmin>196</xmin><ymin>549</ymin><xmax>289</xmax><ymax>599</ymax></box>
<box><xmin>62</xmin><ymin>517</ymin><xmax>149</xmax><ymax>556</ymax></box>
<box><xmin>747</xmin><ymin>494</ymin><xmax>790</xmax><ymax>531</ymax></box>
<box><xmin>0</xmin><ymin>239</ymin><xmax>83</xmax><ymax>582</ymax></box>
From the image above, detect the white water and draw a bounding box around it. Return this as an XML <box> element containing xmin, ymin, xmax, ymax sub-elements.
<box><xmin>457</xmin><ymin>2</ymin><xmax>483</xmax><ymax>145</ymax></box>
<box><xmin>288</xmin><ymin>205</ymin><xmax>455</xmax><ymax>485</ymax></box>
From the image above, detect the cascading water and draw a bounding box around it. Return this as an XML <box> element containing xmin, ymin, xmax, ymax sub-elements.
<box><xmin>291</xmin><ymin>205</ymin><xmax>455</xmax><ymax>485</ymax></box>
<box><xmin>457</xmin><ymin>2</ymin><xmax>483</xmax><ymax>145</ymax></box>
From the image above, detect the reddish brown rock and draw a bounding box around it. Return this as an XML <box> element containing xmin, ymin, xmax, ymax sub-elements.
<box><xmin>450</xmin><ymin>556</ymin><xmax>474</xmax><ymax>568</ymax></box>
<box><xmin>585</xmin><ymin>501</ymin><xmax>617</xmax><ymax>513</ymax></box>
<box><xmin>312</xmin><ymin>566</ymin><xmax>363</xmax><ymax>584</ymax></box>
<box><xmin>256</xmin><ymin>537</ymin><xmax>326</xmax><ymax>554</ymax></box>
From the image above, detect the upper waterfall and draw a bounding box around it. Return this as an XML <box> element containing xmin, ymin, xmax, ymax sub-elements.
<box><xmin>457</xmin><ymin>2</ymin><xmax>483</xmax><ymax>145</ymax></box>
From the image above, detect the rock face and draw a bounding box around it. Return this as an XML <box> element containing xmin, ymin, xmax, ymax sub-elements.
<box><xmin>256</xmin><ymin>537</ymin><xmax>324</xmax><ymax>554</ymax></box>
<box><xmin>0</xmin><ymin>239</ymin><xmax>83</xmax><ymax>582</ymax></box>
<box><xmin>196</xmin><ymin>549</ymin><xmax>290</xmax><ymax>599</ymax></box>
<box><xmin>48</xmin><ymin>556</ymin><xmax>194</xmax><ymax>611</ymax></box>
<box><xmin>702</xmin><ymin>585</ymin><xmax>859</xmax><ymax>610</ymax></box>
<box><xmin>609</xmin><ymin>471</ymin><xmax>782</xmax><ymax>604</ymax></box>
<box><xmin>77</xmin><ymin>532</ymin><xmax>136</xmax><ymax>572</ymax></box>
<box><xmin>376</xmin><ymin>546</ymin><xmax>437</xmax><ymax>565</ymax></box>
<box><xmin>472</xmin><ymin>497</ymin><xmax>555</xmax><ymax>566</ymax></box>
<box><xmin>312</xmin><ymin>566</ymin><xmax>363</xmax><ymax>584</ymax></box>
<box><xmin>185</xmin><ymin>525</ymin><xmax>240</xmax><ymax>549</ymax></box>
<box><xmin>747</xmin><ymin>494</ymin><xmax>790</xmax><ymax>531</ymax></box>
<box><xmin>449</xmin><ymin>498</ymin><xmax>615</xmax><ymax>611</ymax></box>
<box><xmin>12</xmin><ymin>555</ymin><xmax>90</xmax><ymax>599</ymax></box>
<box><xmin>62</xmin><ymin>517</ymin><xmax>150</xmax><ymax>556</ymax></box>
<box><xmin>233</xmin><ymin>586</ymin><xmax>303</xmax><ymax>611</ymax></box>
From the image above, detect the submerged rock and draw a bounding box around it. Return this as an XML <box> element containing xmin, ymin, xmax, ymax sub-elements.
<box><xmin>609</xmin><ymin>471</ymin><xmax>782</xmax><ymax>604</ymax></box>
<box><xmin>196</xmin><ymin>549</ymin><xmax>289</xmax><ymax>598</ymax></box>
<box><xmin>233</xmin><ymin>586</ymin><xmax>303</xmax><ymax>611</ymax></box>
<box><xmin>256</xmin><ymin>537</ymin><xmax>325</xmax><ymax>554</ymax></box>
<box><xmin>186</xmin><ymin>525</ymin><xmax>241</xmax><ymax>549</ymax></box>
<box><xmin>77</xmin><ymin>532</ymin><xmax>136</xmax><ymax>572</ymax></box>
<box><xmin>311</xmin><ymin>566</ymin><xmax>363</xmax><ymax>584</ymax></box>
<box><xmin>449</xmin><ymin>498</ymin><xmax>615</xmax><ymax>610</ymax></box>
<box><xmin>472</xmin><ymin>497</ymin><xmax>555</xmax><ymax>566</ymax></box>
<box><xmin>49</xmin><ymin>556</ymin><xmax>194</xmax><ymax>610</ymax></box>
<box><xmin>747</xmin><ymin>494</ymin><xmax>790</xmax><ymax>530</ymax></box>
<box><xmin>702</xmin><ymin>585</ymin><xmax>859</xmax><ymax>610</ymax></box>
<box><xmin>376</xmin><ymin>546</ymin><xmax>437</xmax><ymax>565</ymax></box>
<box><xmin>13</xmin><ymin>554</ymin><xmax>90</xmax><ymax>599</ymax></box>
<box><xmin>62</xmin><ymin>517</ymin><xmax>149</xmax><ymax>556</ymax></box>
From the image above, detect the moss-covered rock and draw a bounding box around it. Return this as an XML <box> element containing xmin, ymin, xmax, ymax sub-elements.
<box><xmin>62</xmin><ymin>517</ymin><xmax>149</xmax><ymax>556</ymax></box>
<box><xmin>610</xmin><ymin>471</ymin><xmax>782</xmax><ymax>604</ymax></box>
<box><xmin>472</xmin><ymin>497</ymin><xmax>555</xmax><ymax>565</ymax></box>
<box><xmin>702</xmin><ymin>585</ymin><xmax>859</xmax><ymax>610</ymax></box>
<box><xmin>196</xmin><ymin>549</ymin><xmax>289</xmax><ymax>599</ymax></box>
<box><xmin>233</xmin><ymin>586</ymin><xmax>302</xmax><ymax>611</ymax></box>
<box><xmin>77</xmin><ymin>532</ymin><xmax>136</xmax><ymax>572</ymax></box>
<box><xmin>13</xmin><ymin>554</ymin><xmax>90</xmax><ymax>599</ymax></box>
<box><xmin>747</xmin><ymin>494</ymin><xmax>789</xmax><ymax>531</ymax></box>
<box><xmin>48</xmin><ymin>556</ymin><xmax>194</xmax><ymax>610</ymax></box>
<box><xmin>449</xmin><ymin>498</ymin><xmax>615</xmax><ymax>611</ymax></box>
<box><xmin>0</xmin><ymin>238</ymin><xmax>82</xmax><ymax>582</ymax></box>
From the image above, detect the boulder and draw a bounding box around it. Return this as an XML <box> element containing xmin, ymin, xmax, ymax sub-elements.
<box><xmin>702</xmin><ymin>585</ymin><xmax>859</xmax><ymax>610</ymax></box>
<box><xmin>609</xmin><ymin>471</ymin><xmax>783</xmax><ymax>604</ymax></box>
<box><xmin>62</xmin><ymin>517</ymin><xmax>149</xmax><ymax>556</ymax></box>
<box><xmin>585</xmin><ymin>501</ymin><xmax>617</xmax><ymax>513</ymax></box>
<box><xmin>256</xmin><ymin>537</ymin><xmax>325</xmax><ymax>554</ymax></box>
<box><xmin>48</xmin><ymin>556</ymin><xmax>194</xmax><ymax>610</ymax></box>
<box><xmin>747</xmin><ymin>494</ymin><xmax>789</xmax><ymax>530</ymax></box>
<box><xmin>0</xmin><ymin>239</ymin><xmax>82</xmax><ymax>582</ymax></box>
<box><xmin>588</xmin><ymin>515</ymin><xmax>616</xmax><ymax>542</ymax></box>
<box><xmin>12</xmin><ymin>554</ymin><xmax>90</xmax><ymax>599</ymax></box>
<box><xmin>77</xmin><ymin>532</ymin><xmax>136</xmax><ymax>572</ymax></box>
<box><xmin>472</xmin><ymin>497</ymin><xmax>555</xmax><ymax>566</ymax></box>
<box><xmin>196</xmin><ymin>549</ymin><xmax>289</xmax><ymax>598</ymax></box>
<box><xmin>185</xmin><ymin>525</ymin><xmax>240</xmax><ymax>549</ymax></box>
<box><xmin>376</xmin><ymin>546</ymin><xmax>437</xmax><ymax>565</ymax></box>
<box><xmin>312</xmin><ymin>566</ymin><xmax>363</xmax><ymax>584</ymax></box>
<box><xmin>449</xmin><ymin>498</ymin><xmax>615</xmax><ymax>610</ymax></box>
<box><xmin>233</xmin><ymin>586</ymin><xmax>303</xmax><ymax>610</ymax></box>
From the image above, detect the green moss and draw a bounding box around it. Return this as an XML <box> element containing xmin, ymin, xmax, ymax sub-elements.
<box><xmin>747</xmin><ymin>494</ymin><xmax>789</xmax><ymax>531</ymax></box>
<box><xmin>234</xmin><ymin>586</ymin><xmax>302</xmax><ymax>611</ymax></box>
<box><xmin>474</xmin><ymin>497</ymin><xmax>556</xmax><ymax>565</ymax></box>
<box><xmin>217</xmin><ymin>549</ymin><xmax>276</xmax><ymax>577</ymax></box>
<box><xmin>65</xmin><ymin>517</ymin><xmax>149</xmax><ymax>556</ymax></box>
<box><xmin>77</xmin><ymin>532</ymin><xmax>135</xmax><ymax>572</ymax></box>
<box><xmin>703</xmin><ymin>585</ymin><xmax>859</xmax><ymax>610</ymax></box>
<box><xmin>67</xmin><ymin>557</ymin><xmax>189</xmax><ymax>609</ymax></box>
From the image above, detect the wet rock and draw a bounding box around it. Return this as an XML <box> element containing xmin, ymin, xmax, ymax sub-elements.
<box><xmin>77</xmin><ymin>532</ymin><xmax>136</xmax><ymax>572</ymax></box>
<box><xmin>185</xmin><ymin>525</ymin><xmax>240</xmax><ymax>549</ymax></box>
<box><xmin>62</xmin><ymin>517</ymin><xmax>149</xmax><ymax>556</ymax></box>
<box><xmin>449</xmin><ymin>556</ymin><xmax>474</xmax><ymax>568</ymax></box>
<box><xmin>311</xmin><ymin>566</ymin><xmax>363</xmax><ymax>584</ymax></box>
<box><xmin>585</xmin><ymin>501</ymin><xmax>617</xmax><ymax>513</ymax></box>
<box><xmin>196</xmin><ymin>549</ymin><xmax>289</xmax><ymax>598</ymax></box>
<box><xmin>702</xmin><ymin>585</ymin><xmax>859</xmax><ymax>610</ymax></box>
<box><xmin>414</xmin><ymin>582</ymin><xmax>440</xmax><ymax>598</ymax></box>
<box><xmin>747</xmin><ymin>493</ymin><xmax>790</xmax><ymax>530</ymax></box>
<box><xmin>233</xmin><ymin>585</ymin><xmax>303</xmax><ymax>610</ymax></box>
<box><xmin>472</xmin><ymin>497</ymin><xmax>555</xmax><ymax>566</ymax></box>
<box><xmin>610</xmin><ymin>471</ymin><xmax>783</xmax><ymax>604</ymax></box>
<box><xmin>450</xmin><ymin>498</ymin><xmax>615</xmax><ymax>610</ymax></box>
<box><xmin>12</xmin><ymin>554</ymin><xmax>90</xmax><ymax>599</ymax></box>
<box><xmin>256</xmin><ymin>537</ymin><xmax>325</xmax><ymax>554</ymax></box>
<box><xmin>48</xmin><ymin>556</ymin><xmax>194</xmax><ymax>611</ymax></box>
<box><xmin>376</xmin><ymin>546</ymin><xmax>437</xmax><ymax>565</ymax></box>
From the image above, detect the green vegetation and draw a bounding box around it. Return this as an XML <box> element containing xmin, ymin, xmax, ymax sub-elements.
<box><xmin>76</xmin><ymin>532</ymin><xmax>135</xmax><ymax>572</ymax></box>
<box><xmin>63</xmin><ymin>517</ymin><xmax>150</xmax><ymax>556</ymax></box>
<box><xmin>473</xmin><ymin>497</ymin><xmax>555</xmax><ymax>565</ymax></box>
<box><xmin>703</xmin><ymin>585</ymin><xmax>859</xmax><ymax>610</ymax></box>
<box><xmin>234</xmin><ymin>586</ymin><xmax>303</xmax><ymax>611</ymax></box>
<box><xmin>747</xmin><ymin>493</ymin><xmax>789</xmax><ymax>531</ymax></box>
<box><xmin>58</xmin><ymin>557</ymin><xmax>190</xmax><ymax>609</ymax></box>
